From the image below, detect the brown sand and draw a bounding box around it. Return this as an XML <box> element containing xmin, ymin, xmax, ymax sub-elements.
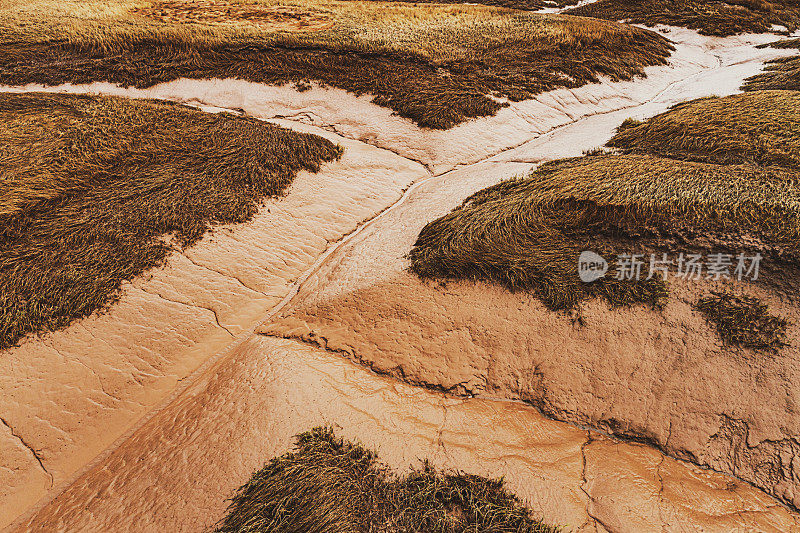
<box><xmin>15</xmin><ymin>336</ymin><xmax>800</xmax><ymax>532</ymax></box>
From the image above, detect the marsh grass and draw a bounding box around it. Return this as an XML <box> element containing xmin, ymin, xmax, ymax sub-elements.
<box><xmin>743</xmin><ymin>58</ymin><xmax>800</xmax><ymax>91</ymax></box>
<box><xmin>608</xmin><ymin>91</ymin><xmax>800</xmax><ymax>168</ymax></box>
<box><xmin>696</xmin><ymin>291</ymin><xmax>789</xmax><ymax>350</ymax></box>
<box><xmin>743</xmin><ymin>38</ymin><xmax>800</xmax><ymax>91</ymax></box>
<box><xmin>343</xmin><ymin>0</ymin><xmax>581</xmax><ymax>11</ymax></box>
<box><xmin>214</xmin><ymin>427</ymin><xmax>558</xmax><ymax>533</ymax></box>
<box><xmin>409</xmin><ymin>154</ymin><xmax>800</xmax><ymax>310</ymax></box>
<box><xmin>0</xmin><ymin>92</ymin><xmax>341</xmax><ymax>350</ymax></box>
<box><xmin>759</xmin><ymin>37</ymin><xmax>800</xmax><ymax>48</ymax></box>
<box><xmin>130</xmin><ymin>0</ymin><xmax>335</xmax><ymax>31</ymax></box>
<box><xmin>0</xmin><ymin>0</ymin><xmax>672</xmax><ymax>129</ymax></box>
<box><xmin>568</xmin><ymin>0</ymin><xmax>800</xmax><ymax>36</ymax></box>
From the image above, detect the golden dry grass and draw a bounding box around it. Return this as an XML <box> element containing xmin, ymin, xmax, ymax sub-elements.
<box><xmin>341</xmin><ymin>0</ymin><xmax>581</xmax><ymax>11</ymax></box>
<box><xmin>215</xmin><ymin>427</ymin><xmax>558</xmax><ymax>533</ymax></box>
<box><xmin>0</xmin><ymin>0</ymin><xmax>659</xmax><ymax>57</ymax></box>
<box><xmin>742</xmin><ymin>38</ymin><xmax>800</xmax><ymax>91</ymax></box>
<box><xmin>744</xmin><ymin>59</ymin><xmax>800</xmax><ymax>92</ymax></box>
<box><xmin>608</xmin><ymin>91</ymin><xmax>800</xmax><ymax>167</ymax></box>
<box><xmin>130</xmin><ymin>0</ymin><xmax>335</xmax><ymax>31</ymax></box>
<box><xmin>0</xmin><ymin>92</ymin><xmax>340</xmax><ymax>350</ymax></box>
<box><xmin>568</xmin><ymin>0</ymin><xmax>800</xmax><ymax>36</ymax></box>
<box><xmin>411</xmin><ymin>86</ymin><xmax>800</xmax><ymax>313</ymax></box>
<box><xmin>0</xmin><ymin>0</ymin><xmax>672</xmax><ymax>128</ymax></box>
<box><xmin>410</xmin><ymin>153</ymin><xmax>800</xmax><ymax>310</ymax></box>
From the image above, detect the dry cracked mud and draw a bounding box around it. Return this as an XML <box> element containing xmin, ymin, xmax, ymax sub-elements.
<box><xmin>2</xmin><ymin>24</ymin><xmax>800</xmax><ymax>532</ymax></box>
<box><xmin>13</xmin><ymin>336</ymin><xmax>800</xmax><ymax>532</ymax></box>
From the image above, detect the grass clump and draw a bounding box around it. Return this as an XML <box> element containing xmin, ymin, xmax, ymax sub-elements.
<box><xmin>410</xmin><ymin>90</ymin><xmax>800</xmax><ymax>347</ymax></box>
<box><xmin>743</xmin><ymin>35</ymin><xmax>800</xmax><ymax>91</ymax></box>
<box><xmin>743</xmin><ymin>56</ymin><xmax>800</xmax><ymax>92</ymax></box>
<box><xmin>409</xmin><ymin>154</ymin><xmax>800</xmax><ymax>311</ymax></box>
<box><xmin>696</xmin><ymin>291</ymin><xmax>789</xmax><ymax>350</ymax></box>
<box><xmin>759</xmin><ymin>37</ymin><xmax>800</xmax><ymax>48</ymax></box>
<box><xmin>608</xmin><ymin>91</ymin><xmax>800</xmax><ymax>168</ymax></box>
<box><xmin>0</xmin><ymin>0</ymin><xmax>673</xmax><ymax>129</ymax></box>
<box><xmin>0</xmin><ymin>92</ymin><xmax>341</xmax><ymax>350</ymax></box>
<box><xmin>567</xmin><ymin>0</ymin><xmax>800</xmax><ymax>36</ymax></box>
<box><xmin>214</xmin><ymin>427</ymin><xmax>558</xmax><ymax>533</ymax></box>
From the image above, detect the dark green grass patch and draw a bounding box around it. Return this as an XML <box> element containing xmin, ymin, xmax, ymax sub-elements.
<box><xmin>214</xmin><ymin>427</ymin><xmax>558</xmax><ymax>533</ymax></box>
<box><xmin>567</xmin><ymin>0</ymin><xmax>800</xmax><ymax>36</ymax></box>
<box><xmin>608</xmin><ymin>91</ymin><xmax>800</xmax><ymax>168</ymax></box>
<box><xmin>0</xmin><ymin>92</ymin><xmax>341</xmax><ymax>350</ymax></box>
<box><xmin>696</xmin><ymin>291</ymin><xmax>789</xmax><ymax>350</ymax></box>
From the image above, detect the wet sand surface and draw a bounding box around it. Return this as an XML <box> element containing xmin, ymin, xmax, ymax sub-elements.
<box><xmin>14</xmin><ymin>336</ymin><xmax>800</xmax><ymax>532</ymax></box>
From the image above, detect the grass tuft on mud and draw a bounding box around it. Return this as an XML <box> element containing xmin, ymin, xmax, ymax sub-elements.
<box><xmin>0</xmin><ymin>92</ymin><xmax>340</xmax><ymax>350</ymax></box>
<box><xmin>608</xmin><ymin>91</ymin><xmax>800</xmax><ymax>168</ymax></box>
<box><xmin>696</xmin><ymin>291</ymin><xmax>789</xmax><ymax>350</ymax></box>
<box><xmin>214</xmin><ymin>427</ymin><xmax>557</xmax><ymax>533</ymax></box>
<box><xmin>0</xmin><ymin>0</ymin><xmax>672</xmax><ymax>129</ymax></box>
<box><xmin>567</xmin><ymin>0</ymin><xmax>800</xmax><ymax>36</ymax></box>
<box><xmin>743</xmin><ymin>57</ymin><xmax>800</xmax><ymax>92</ymax></box>
<box><xmin>743</xmin><ymin>35</ymin><xmax>800</xmax><ymax>92</ymax></box>
<box><xmin>409</xmin><ymin>153</ymin><xmax>800</xmax><ymax>311</ymax></box>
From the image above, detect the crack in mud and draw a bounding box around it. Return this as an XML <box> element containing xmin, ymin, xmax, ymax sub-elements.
<box><xmin>259</xmin><ymin>300</ymin><xmax>800</xmax><ymax>513</ymax></box>
<box><xmin>49</xmin><ymin>345</ymin><xmax>123</xmax><ymax>404</ymax></box>
<box><xmin>140</xmin><ymin>288</ymin><xmax>236</xmax><ymax>337</ymax></box>
<box><xmin>704</xmin><ymin>413</ymin><xmax>800</xmax><ymax>507</ymax></box>
<box><xmin>263</xmin><ymin>330</ymin><xmax>474</xmax><ymax>395</ymax></box>
<box><xmin>0</xmin><ymin>416</ymin><xmax>53</xmax><ymax>489</ymax></box>
<box><xmin>578</xmin><ymin>432</ymin><xmax>615</xmax><ymax>533</ymax></box>
<box><xmin>180</xmin><ymin>252</ymin><xmax>270</xmax><ymax>297</ymax></box>
<box><xmin>655</xmin><ymin>454</ymin><xmax>667</xmax><ymax>532</ymax></box>
<box><xmin>436</xmin><ymin>400</ymin><xmax>451</xmax><ymax>461</ymax></box>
